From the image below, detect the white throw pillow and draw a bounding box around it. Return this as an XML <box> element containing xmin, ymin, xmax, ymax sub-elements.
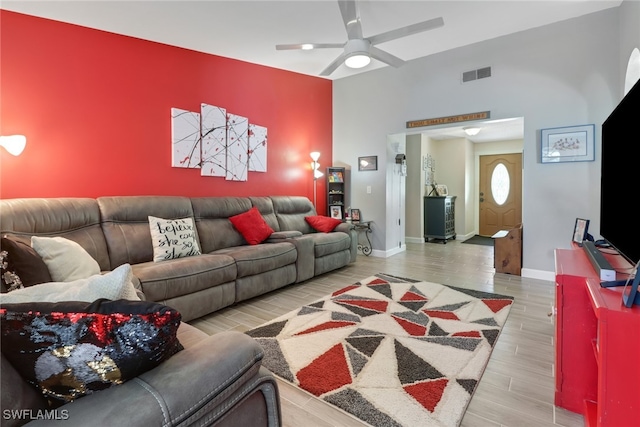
<box><xmin>148</xmin><ymin>216</ymin><xmax>201</xmax><ymax>262</ymax></box>
<box><xmin>0</xmin><ymin>263</ymin><xmax>140</xmax><ymax>304</ymax></box>
<box><xmin>31</xmin><ymin>236</ymin><xmax>101</xmax><ymax>282</ymax></box>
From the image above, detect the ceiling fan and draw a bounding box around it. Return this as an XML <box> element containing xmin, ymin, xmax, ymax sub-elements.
<box><xmin>276</xmin><ymin>0</ymin><xmax>444</xmax><ymax>76</ymax></box>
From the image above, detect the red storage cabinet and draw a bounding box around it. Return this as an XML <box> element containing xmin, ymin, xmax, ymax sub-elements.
<box><xmin>555</xmin><ymin>247</ymin><xmax>640</xmax><ymax>427</ymax></box>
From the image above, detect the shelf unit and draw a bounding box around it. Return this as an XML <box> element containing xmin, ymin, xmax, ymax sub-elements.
<box><xmin>554</xmin><ymin>246</ymin><xmax>640</xmax><ymax>426</ymax></box>
<box><xmin>327</xmin><ymin>166</ymin><xmax>346</xmax><ymax>220</ymax></box>
<box><xmin>423</xmin><ymin>196</ymin><xmax>456</xmax><ymax>243</ymax></box>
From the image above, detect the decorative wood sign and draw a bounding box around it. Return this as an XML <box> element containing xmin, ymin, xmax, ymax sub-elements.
<box><xmin>406</xmin><ymin>111</ymin><xmax>490</xmax><ymax>128</ymax></box>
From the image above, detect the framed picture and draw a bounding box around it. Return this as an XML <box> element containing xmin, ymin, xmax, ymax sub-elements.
<box><xmin>350</xmin><ymin>208</ymin><xmax>361</xmax><ymax>222</ymax></box>
<box><xmin>541</xmin><ymin>124</ymin><xmax>595</xmax><ymax>163</ymax></box>
<box><xmin>572</xmin><ymin>218</ymin><xmax>590</xmax><ymax>245</ymax></box>
<box><xmin>436</xmin><ymin>184</ymin><xmax>448</xmax><ymax>196</ymax></box>
<box><xmin>358</xmin><ymin>156</ymin><xmax>377</xmax><ymax>171</ymax></box>
<box><xmin>330</xmin><ymin>205</ymin><xmax>342</xmax><ymax>219</ymax></box>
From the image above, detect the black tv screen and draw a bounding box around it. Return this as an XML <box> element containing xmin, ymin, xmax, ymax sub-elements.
<box><xmin>600</xmin><ymin>78</ymin><xmax>640</xmax><ymax>264</ymax></box>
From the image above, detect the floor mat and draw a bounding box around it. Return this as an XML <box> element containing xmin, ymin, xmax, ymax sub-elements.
<box><xmin>462</xmin><ymin>235</ymin><xmax>494</xmax><ymax>246</ymax></box>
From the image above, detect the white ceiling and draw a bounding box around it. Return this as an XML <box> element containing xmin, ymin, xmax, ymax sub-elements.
<box><xmin>1</xmin><ymin>0</ymin><xmax>622</xmax><ymax>142</ymax></box>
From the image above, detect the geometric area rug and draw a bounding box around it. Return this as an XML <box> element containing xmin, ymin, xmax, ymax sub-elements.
<box><xmin>246</xmin><ymin>273</ymin><xmax>514</xmax><ymax>427</ymax></box>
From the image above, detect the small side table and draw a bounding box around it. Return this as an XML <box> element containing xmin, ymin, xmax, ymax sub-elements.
<box><xmin>352</xmin><ymin>221</ymin><xmax>373</xmax><ymax>256</ymax></box>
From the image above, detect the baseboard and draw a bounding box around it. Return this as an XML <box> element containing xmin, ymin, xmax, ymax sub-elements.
<box><xmin>369</xmin><ymin>244</ymin><xmax>406</xmax><ymax>258</ymax></box>
<box><xmin>457</xmin><ymin>232</ymin><xmax>475</xmax><ymax>241</ymax></box>
<box><xmin>405</xmin><ymin>236</ymin><xmax>424</xmax><ymax>244</ymax></box>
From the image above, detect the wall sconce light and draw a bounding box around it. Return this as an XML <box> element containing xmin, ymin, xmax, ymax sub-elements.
<box><xmin>463</xmin><ymin>127</ymin><xmax>481</xmax><ymax>137</ymax></box>
<box><xmin>0</xmin><ymin>135</ymin><xmax>27</xmax><ymax>156</ymax></box>
<box><xmin>310</xmin><ymin>152</ymin><xmax>323</xmax><ymax>209</ymax></box>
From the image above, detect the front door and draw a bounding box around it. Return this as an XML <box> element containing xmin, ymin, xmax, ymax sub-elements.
<box><xmin>479</xmin><ymin>153</ymin><xmax>522</xmax><ymax>236</ymax></box>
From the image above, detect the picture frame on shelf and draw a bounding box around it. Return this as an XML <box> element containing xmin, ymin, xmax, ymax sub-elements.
<box><xmin>572</xmin><ymin>218</ymin><xmax>590</xmax><ymax>245</ymax></box>
<box><xmin>330</xmin><ymin>205</ymin><xmax>342</xmax><ymax>219</ymax></box>
<box><xmin>328</xmin><ymin>170</ymin><xmax>344</xmax><ymax>183</ymax></box>
<box><xmin>541</xmin><ymin>124</ymin><xmax>595</xmax><ymax>163</ymax></box>
<box><xmin>358</xmin><ymin>156</ymin><xmax>377</xmax><ymax>171</ymax></box>
<box><xmin>435</xmin><ymin>184</ymin><xmax>448</xmax><ymax>196</ymax></box>
<box><xmin>350</xmin><ymin>208</ymin><xmax>361</xmax><ymax>222</ymax></box>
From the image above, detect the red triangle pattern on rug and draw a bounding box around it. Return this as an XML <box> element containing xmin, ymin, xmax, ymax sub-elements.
<box><xmin>392</xmin><ymin>315</ymin><xmax>427</xmax><ymax>336</ymax></box>
<box><xmin>332</xmin><ymin>284</ymin><xmax>359</xmax><ymax>297</ymax></box>
<box><xmin>296</xmin><ymin>343</ymin><xmax>352</xmax><ymax>396</ymax></box>
<box><xmin>401</xmin><ymin>291</ymin><xmax>428</xmax><ymax>301</ymax></box>
<box><xmin>424</xmin><ymin>309</ymin><xmax>460</xmax><ymax>320</ymax></box>
<box><xmin>334</xmin><ymin>298</ymin><xmax>388</xmax><ymax>313</ymax></box>
<box><xmin>246</xmin><ymin>274</ymin><xmax>514</xmax><ymax>427</ymax></box>
<box><xmin>295</xmin><ymin>320</ymin><xmax>356</xmax><ymax>336</ymax></box>
<box><xmin>404</xmin><ymin>378</ymin><xmax>449</xmax><ymax>412</ymax></box>
<box><xmin>482</xmin><ymin>298</ymin><xmax>513</xmax><ymax>313</ymax></box>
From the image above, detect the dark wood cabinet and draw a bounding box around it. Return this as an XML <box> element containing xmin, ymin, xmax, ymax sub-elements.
<box><xmin>424</xmin><ymin>196</ymin><xmax>456</xmax><ymax>243</ymax></box>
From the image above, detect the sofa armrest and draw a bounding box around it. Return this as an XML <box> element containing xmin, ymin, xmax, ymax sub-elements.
<box><xmin>334</xmin><ymin>222</ymin><xmax>354</xmax><ymax>233</ymax></box>
<box><xmin>26</xmin><ymin>331</ymin><xmax>279</xmax><ymax>426</ymax></box>
<box><xmin>266</xmin><ymin>230</ymin><xmax>303</xmax><ymax>242</ymax></box>
<box><xmin>334</xmin><ymin>223</ymin><xmax>358</xmax><ymax>262</ymax></box>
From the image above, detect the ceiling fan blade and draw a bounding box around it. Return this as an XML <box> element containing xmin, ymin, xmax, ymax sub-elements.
<box><xmin>276</xmin><ymin>43</ymin><xmax>344</xmax><ymax>51</ymax></box>
<box><xmin>369</xmin><ymin>46</ymin><xmax>405</xmax><ymax>68</ymax></box>
<box><xmin>338</xmin><ymin>0</ymin><xmax>363</xmax><ymax>40</ymax></box>
<box><xmin>368</xmin><ymin>17</ymin><xmax>445</xmax><ymax>46</ymax></box>
<box><xmin>320</xmin><ymin>53</ymin><xmax>347</xmax><ymax>76</ymax></box>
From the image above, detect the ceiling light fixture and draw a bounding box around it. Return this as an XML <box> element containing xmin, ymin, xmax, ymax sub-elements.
<box><xmin>463</xmin><ymin>127</ymin><xmax>481</xmax><ymax>136</ymax></box>
<box><xmin>344</xmin><ymin>39</ymin><xmax>371</xmax><ymax>69</ymax></box>
<box><xmin>301</xmin><ymin>44</ymin><xmax>314</xmax><ymax>50</ymax></box>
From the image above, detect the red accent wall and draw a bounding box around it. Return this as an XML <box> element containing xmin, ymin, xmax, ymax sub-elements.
<box><xmin>0</xmin><ymin>11</ymin><xmax>331</xmax><ymax>211</ymax></box>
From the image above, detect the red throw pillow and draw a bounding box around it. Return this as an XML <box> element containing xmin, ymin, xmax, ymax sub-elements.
<box><xmin>229</xmin><ymin>207</ymin><xmax>274</xmax><ymax>245</ymax></box>
<box><xmin>305</xmin><ymin>216</ymin><xmax>342</xmax><ymax>233</ymax></box>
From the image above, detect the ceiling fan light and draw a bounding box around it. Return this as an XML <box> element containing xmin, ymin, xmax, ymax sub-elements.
<box><xmin>345</xmin><ymin>53</ymin><xmax>370</xmax><ymax>69</ymax></box>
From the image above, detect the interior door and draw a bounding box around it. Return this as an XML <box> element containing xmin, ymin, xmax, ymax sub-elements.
<box><xmin>479</xmin><ymin>153</ymin><xmax>522</xmax><ymax>236</ymax></box>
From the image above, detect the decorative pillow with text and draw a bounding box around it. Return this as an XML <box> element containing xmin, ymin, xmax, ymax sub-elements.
<box><xmin>148</xmin><ymin>216</ymin><xmax>201</xmax><ymax>262</ymax></box>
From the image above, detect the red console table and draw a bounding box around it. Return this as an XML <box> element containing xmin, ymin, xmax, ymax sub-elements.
<box><xmin>555</xmin><ymin>247</ymin><xmax>640</xmax><ymax>427</ymax></box>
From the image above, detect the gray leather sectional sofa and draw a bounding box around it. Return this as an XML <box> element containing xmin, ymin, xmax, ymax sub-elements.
<box><xmin>0</xmin><ymin>195</ymin><xmax>357</xmax><ymax>426</ymax></box>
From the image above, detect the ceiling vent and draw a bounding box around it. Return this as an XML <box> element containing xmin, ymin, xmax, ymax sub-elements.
<box><xmin>462</xmin><ymin>66</ymin><xmax>492</xmax><ymax>83</ymax></box>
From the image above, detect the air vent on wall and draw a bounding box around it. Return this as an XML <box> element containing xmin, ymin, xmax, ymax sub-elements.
<box><xmin>462</xmin><ymin>66</ymin><xmax>492</xmax><ymax>83</ymax></box>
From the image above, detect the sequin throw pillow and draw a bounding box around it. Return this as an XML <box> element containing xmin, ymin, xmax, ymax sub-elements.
<box><xmin>0</xmin><ymin>299</ymin><xmax>183</xmax><ymax>405</ymax></box>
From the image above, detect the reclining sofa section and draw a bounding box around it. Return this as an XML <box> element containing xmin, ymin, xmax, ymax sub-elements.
<box><xmin>0</xmin><ymin>195</ymin><xmax>357</xmax><ymax>322</ymax></box>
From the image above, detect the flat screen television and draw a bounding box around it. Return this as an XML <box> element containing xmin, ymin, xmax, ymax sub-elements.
<box><xmin>600</xmin><ymin>78</ymin><xmax>640</xmax><ymax>265</ymax></box>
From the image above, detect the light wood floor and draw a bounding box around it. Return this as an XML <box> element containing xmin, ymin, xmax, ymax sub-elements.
<box><xmin>189</xmin><ymin>241</ymin><xmax>585</xmax><ymax>427</ymax></box>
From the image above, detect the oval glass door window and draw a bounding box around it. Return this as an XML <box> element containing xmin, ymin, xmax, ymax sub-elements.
<box><xmin>491</xmin><ymin>163</ymin><xmax>510</xmax><ymax>205</ymax></box>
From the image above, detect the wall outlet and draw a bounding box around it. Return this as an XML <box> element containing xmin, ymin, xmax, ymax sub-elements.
<box><xmin>366</xmin><ymin>186</ymin><xmax>372</xmax><ymax>194</ymax></box>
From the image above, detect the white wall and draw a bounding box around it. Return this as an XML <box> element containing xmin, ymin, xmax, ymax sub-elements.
<box><xmin>383</xmin><ymin>134</ymin><xmax>406</xmax><ymax>257</ymax></box>
<box><xmin>334</xmin><ymin>7</ymin><xmax>622</xmax><ymax>274</ymax></box>
<box><xmin>433</xmin><ymin>138</ymin><xmax>467</xmax><ymax>239</ymax></box>
<box><xmin>619</xmin><ymin>0</ymin><xmax>640</xmax><ymax>94</ymax></box>
<box><xmin>405</xmin><ymin>134</ymin><xmax>423</xmax><ymax>242</ymax></box>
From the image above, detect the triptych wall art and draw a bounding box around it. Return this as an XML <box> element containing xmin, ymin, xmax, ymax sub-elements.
<box><xmin>171</xmin><ymin>104</ymin><xmax>267</xmax><ymax>182</ymax></box>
